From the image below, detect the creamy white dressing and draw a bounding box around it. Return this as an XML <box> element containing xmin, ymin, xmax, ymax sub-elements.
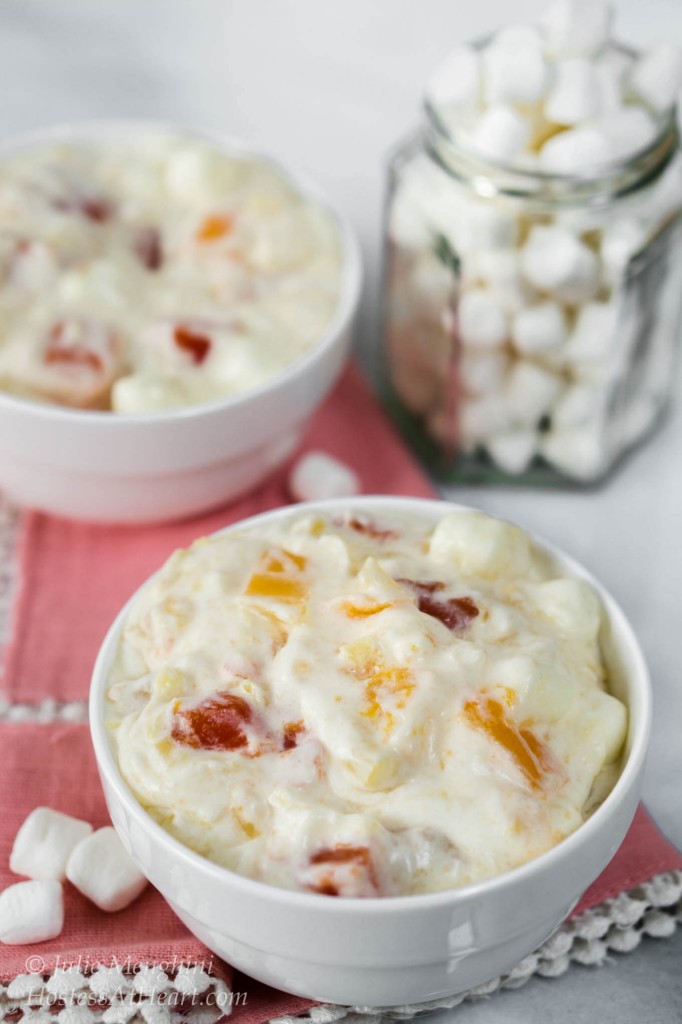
<box><xmin>0</xmin><ymin>134</ymin><xmax>342</xmax><ymax>412</ymax></box>
<box><xmin>105</xmin><ymin>509</ymin><xmax>627</xmax><ymax>897</ymax></box>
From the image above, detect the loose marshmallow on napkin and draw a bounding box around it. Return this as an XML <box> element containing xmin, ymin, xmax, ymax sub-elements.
<box><xmin>1</xmin><ymin>362</ymin><xmax>434</xmax><ymax>705</ymax></box>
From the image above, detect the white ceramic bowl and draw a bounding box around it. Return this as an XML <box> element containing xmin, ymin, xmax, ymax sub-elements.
<box><xmin>90</xmin><ymin>497</ymin><xmax>651</xmax><ymax>1007</ymax></box>
<box><xmin>0</xmin><ymin>121</ymin><xmax>361</xmax><ymax>523</ymax></box>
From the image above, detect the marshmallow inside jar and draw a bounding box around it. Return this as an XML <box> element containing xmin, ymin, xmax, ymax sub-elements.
<box><xmin>381</xmin><ymin>0</ymin><xmax>682</xmax><ymax>486</ymax></box>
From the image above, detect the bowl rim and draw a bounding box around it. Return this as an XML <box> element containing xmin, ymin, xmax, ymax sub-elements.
<box><xmin>0</xmin><ymin>118</ymin><xmax>362</xmax><ymax>426</ymax></box>
<box><xmin>90</xmin><ymin>495</ymin><xmax>652</xmax><ymax>914</ymax></box>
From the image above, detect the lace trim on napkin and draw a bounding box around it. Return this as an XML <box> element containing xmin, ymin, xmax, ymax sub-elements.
<box><xmin>0</xmin><ymin>494</ymin><xmax>680</xmax><ymax>1022</ymax></box>
<box><xmin>1</xmin><ymin>875</ymin><xmax>681</xmax><ymax>1024</ymax></box>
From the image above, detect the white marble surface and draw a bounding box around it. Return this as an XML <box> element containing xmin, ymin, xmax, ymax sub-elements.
<box><xmin>0</xmin><ymin>0</ymin><xmax>680</xmax><ymax>1018</ymax></box>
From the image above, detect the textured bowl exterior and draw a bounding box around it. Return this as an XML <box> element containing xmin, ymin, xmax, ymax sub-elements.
<box><xmin>0</xmin><ymin>121</ymin><xmax>361</xmax><ymax>523</ymax></box>
<box><xmin>90</xmin><ymin>498</ymin><xmax>651</xmax><ymax>1006</ymax></box>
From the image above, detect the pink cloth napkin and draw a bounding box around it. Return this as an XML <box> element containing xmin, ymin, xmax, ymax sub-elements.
<box><xmin>0</xmin><ymin>361</ymin><xmax>680</xmax><ymax>1014</ymax></box>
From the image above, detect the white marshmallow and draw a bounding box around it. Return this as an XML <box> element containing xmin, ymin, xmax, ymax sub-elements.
<box><xmin>539</xmin><ymin>126</ymin><xmax>612</xmax><ymax>173</ymax></box>
<box><xmin>468</xmin><ymin>248</ymin><xmax>532</xmax><ymax>313</ymax></box>
<box><xmin>491</xmin><ymin>25</ymin><xmax>544</xmax><ymax>51</ymax></box>
<box><xmin>459</xmin><ymin>202</ymin><xmax>519</xmax><ymax>251</ymax></box>
<box><xmin>458</xmin><ymin>288</ymin><xmax>508</xmax><ymax>348</ymax></box>
<box><xmin>630</xmin><ymin>42</ymin><xmax>682</xmax><ymax>113</ymax></box>
<box><xmin>487</xmin><ymin>431</ymin><xmax>537</xmax><ymax>473</ymax></box>
<box><xmin>565</xmin><ymin>301</ymin><xmax>618</xmax><ymax>362</ymax></box>
<box><xmin>483</xmin><ymin>42</ymin><xmax>549</xmax><ymax>106</ymax></box>
<box><xmin>600</xmin><ymin>218</ymin><xmax>646</xmax><ymax>282</ymax></box>
<box><xmin>0</xmin><ymin>879</ymin><xmax>64</xmax><ymax>944</ymax></box>
<box><xmin>520</xmin><ymin>225</ymin><xmax>599</xmax><ymax>304</ymax></box>
<box><xmin>459</xmin><ymin>350</ymin><xmax>509</xmax><ymax>397</ymax></box>
<box><xmin>459</xmin><ymin>396</ymin><xmax>511</xmax><ymax>443</ymax></box>
<box><xmin>468</xmin><ymin>248</ymin><xmax>520</xmax><ymax>291</ymax></box>
<box><xmin>10</xmin><ymin>807</ymin><xmax>93</xmax><ymax>881</ymax></box>
<box><xmin>65</xmin><ymin>827</ymin><xmax>148</xmax><ymax>913</ymax></box>
<box><xmin>511</xmin><ymin>301</ymin><xmax>568</xmax><ymax>354</ymax></box>
<box><xmin>470</xmin><ymin>105</ymin><xmax>530</xmax><ymax>163</ymax></box>
<box><xmin>288</xmin><ymin>451</ymin><xmax>361</xmax><ymax>502</ymax></box>
<box><xmin>595</xmin><ymin>49</ymin><xmax>631</xmax><ymax>112</ymax></box>
<box><xmin>545</xmin><ymin>59</ymin><xmax>601</xmax><ymax>126</ymax></box>
<box><xmin>541</xmin><ymin>427</ymin><xmax>604</xmax><ymax>479</ymax></box>
<box><xmin>595</xmin><ymin>107</ymin><xmax>658</xmax><ymax>160</ymax></box>
<box><xmin>427</xmin><ymin>45</ymin><xmax>481</xmax><ymax>110</ymax></box>
<box><xmin>553</xmin><ymin>382</ymin><xmax>600</xmax><ymax>428</ymax></box>
<box><xmin>542</xmin><ymin>0</ymin><xmax>612</xmax><ymax>59</ymax></box>
<box><xmin>505</xmin><ymin>361</ymin><xmax>564</xmax><ymax>425</ymax></box>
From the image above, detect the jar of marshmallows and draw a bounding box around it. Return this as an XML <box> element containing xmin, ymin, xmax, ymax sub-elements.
<box><xmin>382</xmin><ymin>0</ymin><xmax>682</xmax><ymax>483</ymax></box>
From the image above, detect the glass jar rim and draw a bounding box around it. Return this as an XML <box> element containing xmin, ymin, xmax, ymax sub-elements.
<box><xmin>423</xmin><ymin>40</ymin><xmax>680</xmax><ymax>208</ymax></box>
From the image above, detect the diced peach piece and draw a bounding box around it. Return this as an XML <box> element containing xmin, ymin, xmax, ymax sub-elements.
<box><xmin>243</xmin><ymin>548</ymin><xmax>309</xmax><ymax>604</ymax></box>
<box><xmin>340</xmin><ymin>600</ymin><xmax>392</xmax><ymax>619</ymax></box>
<box><xmin>196</xmin><ymin>213</ymin><xmax>234</xmax><ymax>243</ymax></box>
<box><xmin>245</xmin><ymin>574</ymin><xmax>307</xmax><ymax>601</ymax></box>
<box><xmin>463</xmin><ymin>695</ymin><xmax>557</xmax><ymax>790</ymax></box>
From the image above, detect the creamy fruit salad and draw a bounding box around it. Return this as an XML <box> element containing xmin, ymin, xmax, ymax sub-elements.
<box><xmin>105</xmin><ymin>508</ymin><xmax>627</xmax><ymax>897</ymax></box>
<box><xmin>0</xmin><ymin>133</ymin><xmax>342</xmax><ymax>412</ymax></box>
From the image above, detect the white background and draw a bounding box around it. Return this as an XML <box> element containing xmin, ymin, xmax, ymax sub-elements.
<box><xmin>0</xmin><ymin>1</ymin><xmax>680</xmax><ymax>1019</ymax></box>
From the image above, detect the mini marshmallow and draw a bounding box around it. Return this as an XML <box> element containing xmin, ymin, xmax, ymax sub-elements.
<box><xmin>427</xmin><ymin>45</ymin><xmax>481</xmax><ymax>110</ymax></box>
<box><xmin>545</xmin><ymin>58</ymin><xmax>600</xmax><ymax>126</ymax></box>
<box><xmin>459</xmin><ymin>350</ymin><xmax>509</xmax><ymax>397</ymax></box>
<box><xmin>468</xmin><ymin>248</ymin><xmax>520</xmax><ymax>291</ymax></box>
<box><xmin>288</xmin><ymin>451</ymin><xmax>360</xmax><ymax>502</ymax></box>
<box><xmin>504</xmin><ymin>361</ymin><xmax>564</xmax><ymax>426</ymax></box>
<box><xmin>512</xmin><ymin>301</ymin><xmax>568</xmax><ymax>354</ymax></box>
<box><xmin>595</xmin><ymin>49</ymin><xmax>631</xmax><ymax>112</ymax></box>
<box><xmin>483</xmin><ymin>41</ymin><xmax>549</xmax><ymax>106</ymax></box>
<box><xmin>467</xmin><ymin>248</ymin><xmax>532</xmax><ymax>313</ymax></box>
<box><xmin>491</xmin><ymin>25</ymin><xmax>544</xmax><ymax>51</ymax></box>
<box><xmin>458</xmin><ymin>288</ymin><xmax>508</xmax><ymax>348</ymax></box>
<box><xmin>65</xmin><ymin>827</ymin><xmax>148</xmax><ymax>913</ymax></box>
<box><xmin>486</xmin><ymin>431</ymin><xmax>538</xmax><ymax>474</ymax></box>
<box><xmin>459</xmin><ymin>202</ymin><xmax>519</xmax><ymax>251</ymax></box>
<box><xmin>565</xmin><ymin>301</ymin><xmax>618</xmax><ymax>362</ymax></box>
<box><xmin>470</xmin><ymin>105</ymin><xmax>530</xmax><ymax>163</ymax></box>
<box><xmin>553</xmin><ymin>382</ymin><xmax>600</xmax><ymax>428</ymax></box>
<box><xmin>10</xmin><ymin>807</ymin><xmax>92</xmax><ymax>881</ymax></box>
<box><xmin>542</xmin><ymin>0</ymin><xmax>612</xmax><ymax>59</ymax></box>
<box><xmin>459</xmin><ymin>396</ymin><xmax>511</xmax><ymax>443</ymax></box>
<box><xmin>630</xmin><ymin>42</ymin><xmax>682</xmax><ymax>113</ymax></box>
<box><xmin>520</xmin><ymin>225</ymin><xmax>599</xmax><ymax>304</ymax></box>
<box><xmin>539</xmin><ymin>126</ymin><xmax>612</xmax><ymax>173</ymax></box>
<box><xmin>540</xmin><ymin>427</ymin><xmax>604</xmax><ymax>479</ymax></box>
<box><xmin>600</xmin><ymin>218</ymin><xmax>646</xmax><ymax>282</ymax></box>
<box><xmin>596</xmin><ymin>107</ymin><xmax>658</xmax><ymax>160</ymax></box>
<box><xmin>0</xmin><ymin>879</ymin><xmax>64</xmax><ymax>944</ymax></box>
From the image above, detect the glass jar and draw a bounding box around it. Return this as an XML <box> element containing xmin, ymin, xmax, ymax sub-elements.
<box><xmin>381</xmin><ymin>69</ymin><xmax>682</xmax><ymax>485</ymax></box>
